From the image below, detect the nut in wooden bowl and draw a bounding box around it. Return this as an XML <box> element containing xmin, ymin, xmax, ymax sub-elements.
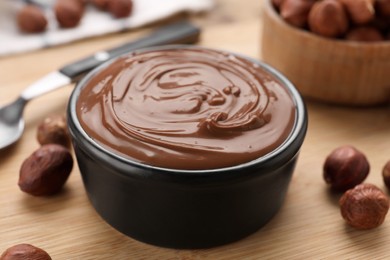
<box><xmin>261</xmin><ymin>0</ymin><xmax>390</xmax><ymax>106</ymax></box>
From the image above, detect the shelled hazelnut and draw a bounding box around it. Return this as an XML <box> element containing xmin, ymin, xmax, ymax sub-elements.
<box><xmin>339</xmin><ymin>0</ymin><xmax>375</xmax><ymax>25</ymax></box>
<box><xmin>0</xmin><ymin>244</ymin><xmax>52</xmax><ymax>260</ymax></box>
<box><xmin>37</xmin><ymin>115</ymin><xmax>71</xmax><ymax>148</ymax></box>
<box><xmin>274</xmin><ymin>0</ymin><xmax>390</xmax><ymax>41</ymax></box>
<box><xmin>54</xmin><ymin>0</ymin><xmax>85</xmax><ymax>28</ymax></box>
<box><xmin>280</xmin><ymin>0</ymin><xmax>316</xmax><ymax>28</ymax></box>
<box><xmin>15</xmin><ymin>0</ymin><xmax>135</xmax><ymax>34</ymax></box>
<box><xmin>108</xmin><ymin>0</ymin><xmax>133</xmax><ymax>18</ymax></box>
<box><xmin>340</xmin><ymin>183</ymin><xmax>390</xmax><ymax>229</ymax></box>
<box><xmin>19</xmin><ymin>144</ymin><xmax>73</xmax><ymax>196</ymax></box>
<box><xmin>75</xmin><ymin>0</ymin><xmax>88</xmax><ymax>8</ymax></box>
<box><xmin>323</xmin><ymin>145</ymin><xmax>369</xmax><ymax>192</ymax></box>
<box><xmin>17</xmin><ymin>5</ymin><xmax>47</xmax><ymax>33</ymax></box>
<box><xmin>308</xmin><ymin>0</ymin><xmax>349</xmax><ymax>38</ymax></box>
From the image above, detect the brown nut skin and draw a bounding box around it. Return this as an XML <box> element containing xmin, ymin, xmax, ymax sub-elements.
<box><xmin>17</xmin><ymin>5</ymin><xmax>47</xmax><ymax>33</ymax></box>
<box><xmin>75</xmin><ymin>0</ymin><xmax>88</xmax><ymax>7</ymax></box>
<box><xmin>280</xmin><ymin>0</ymin><xmax>316</xmax><ymax>28</ymax></box>
<box><xmin>340</xmin><ymin>183</ymin><xmax>390</xmax><ymax>229</ymax></box>
<box><xmin>18</xmin><ymin>144</ymin><xmax>73</xmax><ymax>196</ymax></box>
<box><xmin>323</xmin><ymin>145</ymin><xmax>369</xmax><ymax>192</ymax></box>
<box><xmin>0</xmin><ymin>244</ymin><xmax>52</xmax><ymax>260</ymax></box>
<box><xmin>345</xmin><ymin>26</ymin><xmax>384</xmax><ymax>41</ymax></box>
<box><xmin>37</xmin><ymin>115</ymin><xmax>71</xmax><ymax>148</ymax></box>
<box><xmin>308</xmin><ymin>0</ymin><xmax>349</xmax><ymax>38</ymax></box>
<box><xmin>339</xmin><ymin>0</ymin><xmax>375</xmax><ymax>25</ymax></box>
<box><xmin>54</xmin><ymin>0</ymin><xmax>84</xmax><ymax>28</ymax></box>
<box><xmin>108</xmin><ymin>0</ymin><xmax>133</xmax><ymax>18</ymax></box>
<box><xmin>382</xmin><ymin>160</ymin><xmax>390</xmax><ymax>189</ymax></box>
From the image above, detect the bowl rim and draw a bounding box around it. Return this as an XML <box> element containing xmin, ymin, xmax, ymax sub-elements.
<box><xmin>67</xmin><ymin>45</ymin><xmax>307</xmax><ymax>175</ymax></box>
<box><xmin>264</xmin><ymin>0</ymin><xmax>390</xmax><ymax>49</ymax></box>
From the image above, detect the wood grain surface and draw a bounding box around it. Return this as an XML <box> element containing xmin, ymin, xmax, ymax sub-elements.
<box><xmin>1</xmin><ymin>0</ymin><xmax>390</xmax><ymax>259</ymax></box>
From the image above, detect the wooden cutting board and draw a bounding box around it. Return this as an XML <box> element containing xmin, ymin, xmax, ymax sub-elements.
<box><xmin>1</xmin><ymin>0</ymin><xmax>390</xmax><ymax>258</ymax></box>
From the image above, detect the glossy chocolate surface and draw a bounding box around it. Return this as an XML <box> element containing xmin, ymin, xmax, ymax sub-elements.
<box><xmin>76</xmin><ymin>48</ymin><xmax>296</xmax><ymax>169</ymax></box>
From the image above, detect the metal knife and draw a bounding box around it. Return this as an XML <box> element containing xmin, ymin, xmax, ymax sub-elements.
<box><xmin>20</xmin><ymin>21</ymin><xmax>201</xmax><ymax>101</ymax></box>
<box><xmin>0</xmin><ymin>21</ymin><xmax>200</xmax><ymax>149</ymax></box>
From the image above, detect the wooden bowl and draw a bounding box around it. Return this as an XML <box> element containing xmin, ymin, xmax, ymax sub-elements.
<box><xmin>261</xmin><ymin>0</ymin><xmax>390</xmax><ymax>106</ymax></box>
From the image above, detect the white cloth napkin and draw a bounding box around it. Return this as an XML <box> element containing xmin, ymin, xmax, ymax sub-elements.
<box><xmin>0</xmin><ymin>0</ymin><xmax>213</xmax><ymax>57</ymax></box>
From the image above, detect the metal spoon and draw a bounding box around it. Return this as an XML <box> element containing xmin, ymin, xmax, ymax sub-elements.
<box><xmin>0</xmin><ymin>21</ymin><xmax>200</xmax><ymax>149</ymax></box>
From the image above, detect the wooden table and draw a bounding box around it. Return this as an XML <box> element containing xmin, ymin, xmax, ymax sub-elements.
<box><xmin>2</xmin><ymin>0</ymin><xmax>390</xmax><ymax>259</ymax></box>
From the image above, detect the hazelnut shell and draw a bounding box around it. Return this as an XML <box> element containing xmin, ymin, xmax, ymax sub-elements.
<box><xmin>323</xmin><ymin>145</ymin><xmax>369</xmax><ymax>192</ymax></box>
<box><xmin>37</xmin><ymin>115</ymin><xmax>71</xmax><ymax>148</ymax></box>
<box><xmin>108</xmin><ymin>0</ymin><xmax>133</xmax><ymax>18</ymax></box>
<box><xmin>18</xmin><ymin>144</ymin><xmax>73</xmax><ymax>196</ymax></box>
<box><xmin>17</xmin><ymin>5</ymin><xmax>47</xmax><ymax>33</ymax></box>
<box><xmin>339</xmin><ymin>0</ymin><xmax>375</xmax><ymax>25</ymax></box>
<box><xmin>340</xmin><ymin>183</ymin><xmax>390</xmax><ymax>229</ymax></box>
<box><xmin>308</xmin><ymin>0</ymin><xmax>349</xmax><ymax>38</ymax></box>
<box><xmin>280</xmin><ymin>0</ymin><xmax>316</xmax><ymax>28</ymax></box>
<box><xmin>54</xmin><ymin>0</ymin><xmax>84</xmax><ymax>28</ymax></box>
<box><xmin>0</xmin><ymin>244</ymin><xmax>52</xmax><ymax>260</ymax></box>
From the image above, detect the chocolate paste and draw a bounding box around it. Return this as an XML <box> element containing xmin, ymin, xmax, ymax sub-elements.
<box><xmin>76</xmin><ymin>48</ymin><xmax>296</xmax><ymax>170</ymax></box>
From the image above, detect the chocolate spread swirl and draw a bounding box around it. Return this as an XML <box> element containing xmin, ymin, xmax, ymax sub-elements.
<box><xmin>76</xmin><ymin>48</ymin><xmax>296</xmax><ymax>170</ymax></box>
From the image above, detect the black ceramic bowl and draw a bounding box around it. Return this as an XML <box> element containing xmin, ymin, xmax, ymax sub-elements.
<box><xmin>67</xmin><ymin>45</ymin><xmax>308</xmax><ymax>249</ymax></box>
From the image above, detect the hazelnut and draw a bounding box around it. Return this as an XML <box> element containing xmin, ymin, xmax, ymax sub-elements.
<box><xmin>19</xmin><ymin>144</ymin><xmax>73</xmax><ymax>196</ymax></box>
<box><xmin>339</xmin><ymin>0</ymin><xmax>375</xmax><ymax>25</ymax></box>
<box><xmin>339</xmin><ymin>183</ymin><xmax>389</xmax><ymax>229</ymax></box>
<box><xmin>75</xmin><ymin>0</ymin><xmax>87</xmax><ymax>7</ymax></box>
<box><xmin>37</xmin><ymin>115</ymin><xmax>71</xmax><ymax>148</ymax></box>
<box><xmin>308</xmin><ymin>0</ymin><xmax>349</xmax><ymax>38</ymax></box>
<box><xmin>323</xmin><ymin>145</ymin><xmax>369</xmax><ymax>192</ymax></box>
<box><xmin>54</xmin><ymin>0</ymin><xmax>84</xmax><ymax>28</ymax></box>
<box><xmin>382</xmin><ymin>160</ymin><xmax>390</xmax><ymax>189</ymax></box>
<box><xmin>0</xmin><ymin>244</ymin><xmax>51</xmax><ymax>260</ymax></box>
<box><xmin>345</xmin><ymin>26</ymin><xmax>384</xmax><ymax>41</ymax></box>
<box><xmin>376</xmin><ymin>0</ymin><xmax>390</xmax><ymax>17</ymax></box>
<box><xmin>17</xmin><ymin>5</ymin><xmax>47</xmax><ymax>33</ymax></box>
<box><xmin>90</xmin><ymin>0</ymin><xmax>110</xmax><ymax>10</ymax></box>
<box><xmin>108</xmin><ymin>0</ymin><xmax>133</xmax><ymax>18</ymax></box>
<box><xmin>280</xmin><ymin>0</ymin><xmax>316</xmax><ymax>28</ymax></box>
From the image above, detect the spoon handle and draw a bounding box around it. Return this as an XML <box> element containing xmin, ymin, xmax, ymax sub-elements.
<box><xmin>20</xmin><ymin>21</ymin><xmax>200</xmax><ymax>101</ymax></box>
